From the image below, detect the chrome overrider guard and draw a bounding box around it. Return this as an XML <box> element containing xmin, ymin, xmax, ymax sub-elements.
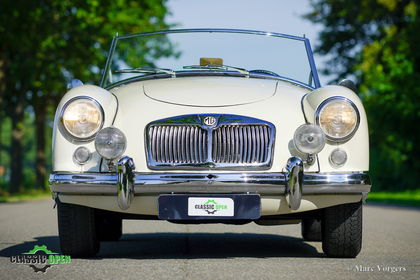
<box><xmin>117</xmin><ymin>156</ymin><xmax>135</xmax><ymax>210</ymax></box>
<box><xmin>49</xmin><ymin>156</ymin><xmax>371</xmax><ymax>211</ymax></box>
<box><xmin>285</xmin><ymin>157</ymin><xmax>304</xmax><ymax>210</ymax></box>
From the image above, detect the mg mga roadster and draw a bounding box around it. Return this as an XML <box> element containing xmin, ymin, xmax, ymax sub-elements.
<box><xmin>49</xmin><ymin>29</ymin><xmax>371</xmax><ymax>258</ymax></box>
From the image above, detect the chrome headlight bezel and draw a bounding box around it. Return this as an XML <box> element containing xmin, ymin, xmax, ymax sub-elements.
<box><xmin>59</xmin><ymin>96</ymin><xmax>104</xmax><ymax>142</ymax></box>
<box><xmin>315</xmin><ymin>96</ymin><xmax>360</xmax><ymax>142</ymax></box>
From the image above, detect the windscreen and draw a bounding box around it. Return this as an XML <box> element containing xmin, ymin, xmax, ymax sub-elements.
<box><xmin>102</xmin><ymin>30</ymin><xmax>317</xmax><ymax>88</ymax></box>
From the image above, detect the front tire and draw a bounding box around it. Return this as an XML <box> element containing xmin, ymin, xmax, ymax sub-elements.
<box><xmin>57</xmin><ymin>202</ymin><xmax>100</xmax><ymax>257</ymax></box>
<box><xmin>301</xmin><ymin>219</ymin><xmax>322</xmax><ymax>241</ymax></box>
<box><xmin>322</xmin><ymin>201</ymin><xmax>363</xmax><ymax>258</ymax></box>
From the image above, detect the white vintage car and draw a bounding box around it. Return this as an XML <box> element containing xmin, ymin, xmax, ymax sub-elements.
<box><xmin>50</xmin><ymin>29</ymin><xmax>371</xmax><ymax>258</ymax></box>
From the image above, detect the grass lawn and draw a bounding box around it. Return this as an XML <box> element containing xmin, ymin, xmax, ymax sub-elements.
<box><xmin>367</xmin><ymin>189</ymin><xmax>420</xmax><ymax>207</ymax></box>
<box><xmin>0</xmin><ymin>189</ymin><xmax>51</xmax><ymax>203</ymax></box>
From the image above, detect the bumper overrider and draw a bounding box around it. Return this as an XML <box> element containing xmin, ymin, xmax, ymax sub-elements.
<box><xmin>50</xmin><ymin>156</ymin><xmax>371</xmax><ymax>211</ymax></box>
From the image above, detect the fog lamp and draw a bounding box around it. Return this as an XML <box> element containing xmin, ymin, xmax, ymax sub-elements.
<box><xmin>95</xmin><ymin>127</ymin><xmax>127</xmax><ymax>160</ymax></box>
<box><xmin>329</xmin><ymin>148</ymin><xmax>347</xmax><ymax>168</ymax></box>
<box><xmin>293</xmin><ymin>124</ymin><xmax>325</xmax><ymax>154</ymax></box>
<box><xmin>73</xmin><ymin>146</ymin><xmax>91</xmax><ymax>164</ymax></box>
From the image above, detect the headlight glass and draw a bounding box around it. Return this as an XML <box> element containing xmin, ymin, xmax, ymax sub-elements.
<box><xmin>61</xmin><ymin>97</ymin><xmax>103</xmax><ymax>140</ymax></box>
<box><xmin>316</xmin><ymin>97</ymin><xmax>359</xmax><ymax>141</ymax></box>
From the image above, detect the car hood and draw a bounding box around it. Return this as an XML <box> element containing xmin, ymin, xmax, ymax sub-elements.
<box><xmin>143</xmin><ymin>76</ymin><xmax>277</xmax><ymax>107</ymax></box>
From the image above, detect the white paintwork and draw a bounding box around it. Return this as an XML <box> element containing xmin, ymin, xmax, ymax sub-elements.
<box><xmin>58</xmin><ymin>194</ymin><xmax>363</xmax><ymax>216</ymax></box>
<box><xmin>144</xmin><ymin>76</ymin><xmax>277</xmax><ymax>106</ymax></box>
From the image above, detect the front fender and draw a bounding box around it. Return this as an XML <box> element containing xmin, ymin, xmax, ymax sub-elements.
<box><xmin>302</xmin><ymin>85</ymin><xmax>369</xmax><ymax>172</ymax></box>
<box><xmin>52</xmin><ymin>85</ymin><xmax>118</xmax><ymax>172</ymax></box>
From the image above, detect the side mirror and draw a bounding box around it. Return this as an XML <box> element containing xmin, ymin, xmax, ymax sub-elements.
<box><xmin>338</xmin><ymin>79</ymin><xmax>357</xmax><ymax>92</ymax></box>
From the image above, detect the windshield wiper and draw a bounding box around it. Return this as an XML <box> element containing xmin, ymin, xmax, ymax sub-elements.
<box><xmin>115</xmin><ymin>67</ymin><xmax>176</xmax><ymax>78</ymax></box>
<box><xmin>183</xmin><ymin>64</ymin><xmax>249</xmax><ymax>77</ymax></box>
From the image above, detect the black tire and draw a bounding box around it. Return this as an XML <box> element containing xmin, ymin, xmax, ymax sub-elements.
<box><xmin>57</xmin><ymin>202</ymin><xmax>100</xmax><ymax>257</ymax></box>
<box><xmin>301</xmin><ymin>219</ymin><xmax>322</xmax><ymax>241</ymax></box>
<box><xmin>97</xmin><ymin>213</ymin><xmax>123</xmax><ymax>241</ymax></box>
<box><xmin>322</xmin><ymin>201</ymin><xmax>363</xmax><ymax>258</ymax></box>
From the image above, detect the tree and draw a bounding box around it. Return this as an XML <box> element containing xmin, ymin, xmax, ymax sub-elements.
<box><xmin>0</xmin><ymin>0</ymin><xmax>175</xmax><ymax>192</ymax></box>
<box><xmin>305</xmin><ymin>0</ymin><xmax>419</xmax><ymax>190</ymax></box>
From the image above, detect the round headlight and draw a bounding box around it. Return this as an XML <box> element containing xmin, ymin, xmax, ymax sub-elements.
<box><xmin>293</xmin><ymin>124</ymin><xmax>325</xmax><ymax>154</ymax></box>
<box><xmin>61</xmin><ymin>97</ymin><xmax>104</xmax><ymax>140</ymax></box>
<box><xmin>95</xmin><ymin>127</ymin><xmax>127</xmax><ymax>160</ymax></box>
<box><xmin>316</xmin><ymin>97</ymin><xmax>360</xmax><ymax>141</ymax></box>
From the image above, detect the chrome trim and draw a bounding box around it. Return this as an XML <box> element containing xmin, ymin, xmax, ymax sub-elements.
<box><xmin>58</xmin><ymin>96</ymin><xmax>105</xmax><ymax>143</ymax></box>
<box><xmin>145</xmin><ymin>114</ymin><xmax>275</xmax><ymax>170</ymax></box>
<box><xmin>100</xmin><ymin>35</ymin><xmax>118</xmax><ymax>86</ymax></box>
<box><xmin>303</xmin><ymin>39</ymin><xmax>320</xmax><ymax>88</ymax></box>
<box><xmin>285</xmin><ymin>157</ymin><xmax>304</xmax><ymax>210</ymax></box>
<box><xmin>117</xmin><ymin>156</ymin><xmax>135</xmax><ymax>210</ymax></box>
<box><xmin>315</xmin><ymin>96</ymin><xmax>360</xmax><ymax>142</ymax></box>
<box><xmin>50</xmin><ymin>171</ymin><xmax>371</xmax><ymax>195</ymax></box>
<box><xmin>100</xmin><ymin>28</ymin><xmax>321</xmax><ymax>88</ymax></box>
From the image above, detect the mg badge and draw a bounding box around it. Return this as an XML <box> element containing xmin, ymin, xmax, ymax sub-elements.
<box><xmin>203</xmin><ymin>116</ymin><xmax>217</xmax><ymax>126</ymax></box>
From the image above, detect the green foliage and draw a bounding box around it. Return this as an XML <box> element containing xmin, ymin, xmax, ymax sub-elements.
<box><xmin>367</xmin><ymin>190</ymin><xmax>420</xmax><ymax>207</ymax></box>
<box><xmin>306</xmin><ymin>0</ymin><xmax>419</xmax><ymax>190</ymax></box>
<box><xmin>0</xmin><ymin>0</ymin><xmax>175</xmax><ymax>192</ymax></box>
<box><xmin>0</xmin><ymin>189</ymin><xmax>51</xmax><ymax>203</ymax></box>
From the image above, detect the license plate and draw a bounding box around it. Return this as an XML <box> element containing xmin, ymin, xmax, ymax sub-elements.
<box><xmin>188</xmin><ymin>197</ymin><xmax>234</xmax><ymax>217</ymax></box>
<box><xmin>158</xmin><ymin>194</ymin><xmax>260</xmax><ymax>220</ymax></box>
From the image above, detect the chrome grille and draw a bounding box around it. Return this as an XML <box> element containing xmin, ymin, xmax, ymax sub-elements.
<box><xmin>148</xmin><ymin>125</ymin><xmax>207</xmax><ymax>164</ymax></box>
<box><xmin>146</xmin><ymin>114</ymin><xmax>275</xmax><ymax>170</ymax></box>
<box><xmin>212</xmin><ymin>125</ymin><xmax>270</xmax><ymax>164</ymax></box>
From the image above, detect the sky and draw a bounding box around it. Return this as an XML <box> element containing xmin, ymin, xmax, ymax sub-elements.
<box><xmin>166</xmin><ymin>0</ymin><xmax>328</xmax><ymax>84</ymax></box>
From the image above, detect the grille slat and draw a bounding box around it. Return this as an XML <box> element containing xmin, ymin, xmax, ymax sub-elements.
<box><xmin>186</xmin><ymin>126</ymin><xmax>191</xmax><ymax>163</ymax></box>
<box><xmin>148</xmin><ymin>123</ymin><xmax>272</xmax><ymax>167</ymax></box>
<box><xmin>173</xmin><ymin>126</ymin><xmax>179</xmax><ymax>163</ymax></box>
<box><xmin>251</xmin><ymin>126</ymin><xmax>257</xmax><ymax>163</ymax></box>
<box><xmin>180</xmin><ymin>126</ymin><xmax>186</xmax><ymax>162</ymax></box>
<box><xmin>234</xmin><ymin>127</ymin><xmax>239</xmax><ymax>163</ymax></box>
<box><xmin>242</xmin><ymin>126</ymin><xmax>247</xmax><ymax>163</ymax></box>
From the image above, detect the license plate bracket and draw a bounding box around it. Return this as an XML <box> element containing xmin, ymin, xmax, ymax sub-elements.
<box><xmin>158</xmin><ymin>194</ymin><xmax>261</xmax><ymax>220</ymax></box>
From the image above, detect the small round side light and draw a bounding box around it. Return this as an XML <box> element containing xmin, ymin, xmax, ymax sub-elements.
<box><xmin>329</xmin><ymin>148</ymin><xmax>347</xmax><ymax>168</ymax></box>
<box><xmin>73</xmin><ymin>146</ymin><xmax>91</xmax><ymax>165</ymax></box>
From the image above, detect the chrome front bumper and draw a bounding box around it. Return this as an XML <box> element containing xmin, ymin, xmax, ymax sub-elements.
<box><xmin>50</xmin><ymin>156</ymin><xmax>371</xmax><ymax>210</ymax></box>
